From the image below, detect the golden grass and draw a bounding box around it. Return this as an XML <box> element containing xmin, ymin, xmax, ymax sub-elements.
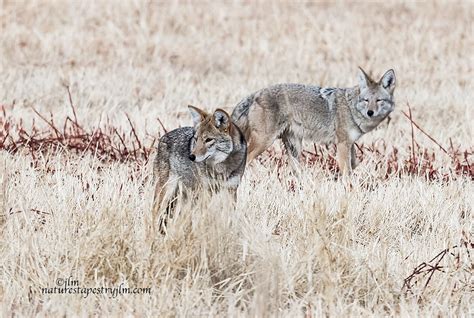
<box><xmin>0</xmin><ymin>1</ymin><xmax>473</xmax><ymax>316</ymax></box>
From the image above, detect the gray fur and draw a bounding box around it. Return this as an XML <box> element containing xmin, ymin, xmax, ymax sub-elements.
<box><xmin>231</xmin><ymin>68</ymin><xmax>396</xmax><ymax>173</ymax></box>
<box><xmin>155</xmin><ymin>126</ymin><xmax>246</xmax><ymax>190</ymax></box>
<box><xmin>150</xmin><ymin>110</ymin><xmax>247</xmax><ymax>234</ymax></box>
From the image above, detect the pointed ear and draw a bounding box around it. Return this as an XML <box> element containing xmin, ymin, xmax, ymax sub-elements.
<box><xmin>213</xmin><ymin>109</ymin><xmax>231</xmax><ymax>131</ymax></box>
<box><xmin>188</xmin><ymin>105</ymin><xmax>207</xmax><ymax>126</ymax></box>
<box><xmin>380</xmin><ymin>69</ymin><xmax>396</xmax><ymax>94</ymax></box>
<box><xmin>357</xmin><ymin>67</ymin><xmax>370</xmax><ymax>90</ymax></box>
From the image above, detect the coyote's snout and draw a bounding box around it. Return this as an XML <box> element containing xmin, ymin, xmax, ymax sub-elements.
<box><xmin>231</xmin><ymin>67</ymin><xmax>396</xmax><ymax>175</ymax></box>
<box><xmin>150</xmin><ymin>106</ymin><xmax>247</xmax><ymax>235</ymax></box>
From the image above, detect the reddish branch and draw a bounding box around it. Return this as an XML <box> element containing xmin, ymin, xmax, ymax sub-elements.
<box><xmin>0</xmin><ymin>101</ymin><xmax>473</xmax><ymax>181</ymax></box>
<box><xmin>402</xmin><ymin>103</ymin><xmax>449</xmax><ymax>155</ymax></box>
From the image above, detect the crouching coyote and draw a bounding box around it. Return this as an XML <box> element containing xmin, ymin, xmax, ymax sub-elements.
<box><xmin>150</xmin><ymin>106</ymin><xmax>247</xmax><ymax>234</ymax></box>
<box><xmin>231</xmin><ymin>68</ymin><xmax>396</xmax><ymax>175</ymax></box>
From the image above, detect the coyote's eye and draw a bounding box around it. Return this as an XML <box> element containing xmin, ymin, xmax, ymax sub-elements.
<box><xmin>364</xmin><ymin>98</ymin><xmax>369</xmax><ymax>103</ymax></box>
<box><xmin>205</xmin><ymin>138</ymin><xmax>214</xmax><ymax>144</ymax></box>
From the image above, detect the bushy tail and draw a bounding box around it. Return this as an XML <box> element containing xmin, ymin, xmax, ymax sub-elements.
<box><xmin>231</xmin><ymin>93</ymin><xmax>255</xmax><ymax>139</ymax></box>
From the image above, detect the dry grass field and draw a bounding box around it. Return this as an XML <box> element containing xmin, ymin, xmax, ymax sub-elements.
<box><xmin>1</xmin><ymin>1</ymin><xmax>473</xmax><ymax>316</ymax></box>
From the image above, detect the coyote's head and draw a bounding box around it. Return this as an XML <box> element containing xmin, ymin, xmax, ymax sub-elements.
<box><xmin>356</xmin><ymin>68</ymin><xmax>396</xmax><ymax>120</ymax></box>
<box><xmin>188</xmin><ymin>105</ymin><xmax>234</xmax><ymax>164</ymax></box>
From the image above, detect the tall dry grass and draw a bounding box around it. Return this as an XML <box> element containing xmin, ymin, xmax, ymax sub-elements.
<box><xmin>0</xmin><ymin>1</ymin><xmax>473</xmax><ymax>316</ymax></box>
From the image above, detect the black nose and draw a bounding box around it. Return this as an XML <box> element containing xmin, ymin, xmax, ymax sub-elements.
<box><xmin>189</xmin><ymin>154</ymin><xmax>196</xmax><ymax>161</ymax></box>
<box><xmin>367</xmin><ymin>110</ymin><xmax>374</xmax><ymax>117</ymax></box>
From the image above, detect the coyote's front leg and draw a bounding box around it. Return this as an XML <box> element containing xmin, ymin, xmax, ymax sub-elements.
<box><xmin>224</xmin><ymin>176</ymin><xmax>240</xmax><ymax>209</ymax></box>
<box><xmin>350</xmin><ymin>144</ymin><xmax>359</xmax><ymax>170</ymax></box>
<box><xmin>336</xmin><ymin>141</ymin><xmax>353</xmax><ymax>176</ymax></box>
<box><xmin>149</xmin><ymin>180</ymin><xmax>166</xmax><ymax>237</ymax></box>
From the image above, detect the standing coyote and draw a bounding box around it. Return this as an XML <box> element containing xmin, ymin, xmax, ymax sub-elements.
<box><xmin>150</xmin><ymin>106</ymin><xmax>247</xmax><ymax>233</ymax></box>
<box><xmin>231</xmin><ymin>68</ymin><xmax>396</xmax><ymax>175</ymax></box>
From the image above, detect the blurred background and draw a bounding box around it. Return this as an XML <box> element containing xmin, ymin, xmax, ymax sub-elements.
<box><xmin>1</xmin><ymin>1</ymin><xmax>472</xmax><ymax>145</ymax></box>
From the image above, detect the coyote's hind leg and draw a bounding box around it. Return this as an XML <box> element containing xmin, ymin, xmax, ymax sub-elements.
<box><xmin>281</xmin><ymin>130</ymin><xmax>303</xmax><ymax>176</ymax></box>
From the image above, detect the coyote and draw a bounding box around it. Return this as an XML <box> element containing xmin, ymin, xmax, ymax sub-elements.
<box><xmin>150</xmin><ymin>106</ymin><xmax>247</xmax><ymax>233</ymax></box>
<box><xmin>231</xmin><ymin>68</ymin><xmax>396</xmax><ymax>175</ymax></box>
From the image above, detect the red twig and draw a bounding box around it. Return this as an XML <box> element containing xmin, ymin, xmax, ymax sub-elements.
<box><xmin>402</xmin><ymin>104</ymin><xmax>449</xmax><ymax>155</ymax></box>
<box><xmin>407</xmin><ymin>103</ymin><xmax>416</xmax><ymax>163</ymax></box>
<box><xmin>64</xmin><ymin>84</ymin><xmax>78</xmax><ymax>124</ymax></box>
<box><xmin>30</xmin><ymin>107</ymin><xmax>62</xmax><ymax>139</ymax></box>
<box><xmin>156</xmin><ymin>117</ymin><xmax>167</xmax><ymax>134</ymax></box>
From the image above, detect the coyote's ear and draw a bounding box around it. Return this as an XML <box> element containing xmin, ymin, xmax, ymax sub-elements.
<box><xmin>188</xmin><ymin>105</ymin><xmax>207</xmax><ymax>126</ymax></box>
<box><xmin>357</xmin><ymin>67</ymin><xmax>372</xmax><ymax>90</ymax></box>
<box><xmin>213</xmin><ymin>109</ymin><xmax>231</xmax><ymax>132</ymax></box>
<box><xmin>380</xmin><ymin>69</ymin><xmax>396</xmax><ymax>94</ymax></box>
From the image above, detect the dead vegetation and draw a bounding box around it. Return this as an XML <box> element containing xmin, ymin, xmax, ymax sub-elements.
<box><xmin>402</xmin><ymin>231</ymin><xmax>473</xmax><ymax>302</ymax></box>
<box><xmin>1</xmin><ymin>1</ymin><xmax>472</xmax><ymax>316</ymax></box>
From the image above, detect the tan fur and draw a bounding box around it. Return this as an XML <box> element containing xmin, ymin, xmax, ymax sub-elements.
<box><xmin>231</xmin><ymin>68</ymin><xmax>396</xmax><ymax>175</ymax></box>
